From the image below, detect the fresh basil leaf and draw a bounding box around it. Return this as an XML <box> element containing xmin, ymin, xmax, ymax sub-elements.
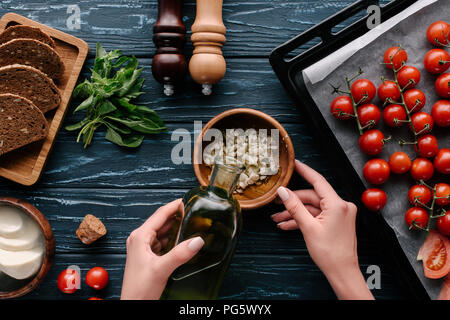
<box><xmin>103</xmin><ymin>120</ymin><xmax>132</xmax><ymax>135</ymax></box>
<box><xmin>105</xmin><ymin>127</ymin><xmax>144</xmax><ymax>148</ymax></box>
<box><xmin>118</xmin><ymin>68</ymin><xmax>143</xmax><ymax>97</ymax></box>
<box><xmin>114</xmin><ymin>97</ymin><xmax>137</xmax><ymax>112</ymax></box>
<box><xmin>98</xmin><ymin>100</ymin><xmax>117</xmax><ymax>116</ymax></box>
<box><xmin>65</xmin><ymin>119</ymin><xmax>90</xmax><ymax>131</ymax></box>
<box><xmin>73</xmin><ymin>95</ymin><xmax>94</xmax><ymax>114</ymax></box>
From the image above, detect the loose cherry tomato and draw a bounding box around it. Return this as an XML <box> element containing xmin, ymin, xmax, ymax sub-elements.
<box><xmin>411</xmin><ymin>112</ymin><xmax>433</xmax><ymax>135</ymax></box>
<box><xmin>415</xmin><ymin>134</ymin><xmax>438</xmax><ymax>158</ymax></box>
<box><xmin>435</xmin><ymin>73</ymin><xmax>450</xmax><ymax>99</ymax></box>
<box><xmin>350</xmin><ymin>79</ymin><xmax>376</xmax><ymax>104</ymax></box>
<box><xmin>405</xmin><ymin>207</ymin><xmax>429</xmax><ymax>230</ymax></box>
<box><xmin>397</xmin><ymin>65</ymin><xmax>421</xmax><ymax>89</ymax></box>
<box><xmin>383</xmin><ymin>104</ymin><xmax>407</xmax><ymax>127</ymax></box>
<box><xmin>363</xmin><ymin>159</ymin><xmax>390</xmax><ymax>185</ymax></box>
<box><xmin>357</xmin><ymin>104</ymin><xmax>381</xmax><ymax>128</ymax></box>
<box><xmin>434</xmin><ymin>148</ymin><xmax>450</xmax><ymax>175</ymax></box>
<box><xmin>427</xmin><ymin>21</ymin><xmax>450</xmax><ymax>46</ymax></box>
<box><xmin>57</xmin><ymin>268</ymin><xmax>81</xmax><ymax>294</ymax></box>
<box><xmin>408</xmin><ymin>184</ymin><xmax>432</xmax><ymax>206</ymax></box>
<box><xmin>435</xmin><ymin>183</ymin><xmax>450</xmax><ymax>207</ymax></box>
<box><xmin>378</xmin><ymin>80</ymin><xmax>401</xmax><ymax>103</ymax></box>
<box><xmin>403</xmin><ymin>89</ymin><xmax>426</xmax><ymax>113</ymax></box>
<box><xmin>86</xmin><ymin>267</ymin><xmax>109</xmax><ymax>290</ymax></box>
<box><xmin>361</xmin><ymin>188</ymin><xmax>387</xmax><ymax>212</ymax></box>
<box><xmin>389</xmin><ymin>151</ymin><xmax>411</xmax><ymax>174</ymax></box>
<box><xmin>358</xmin><ymin>129</ymin><xmax>386</xmax><ymax>155</ymax></box>
<box><xmin>437</xmin><ymin>212</ymin><xmax>450</xmax><ymax>236</ymax></box>
<box><xmin>384</xmin><ymin>46</ymin><xmax>408</xmax><ymax>70</ymax></box>
<box><xmin>330</xmin><ymin>95</ymin><xmax>354</xmax><ymax>120</ymax></box>
<box><xmin>411</xmin><ymin>158</ymin><xmax>434</xmax><ymax>181</ymax></box>
<box><xmin>424</xmin><ymin>49</ymin><xmax>450</xmax><ymax>74</ymax></box>
<box><xmin>431</xmin><ymin>100</ymin><xmax>450</xmax><ymax>127</ymax></box>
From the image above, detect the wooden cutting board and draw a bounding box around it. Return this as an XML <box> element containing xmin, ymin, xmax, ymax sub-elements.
<box><xmin>0</xmin><ymin>13</ymin><xmax>89</xmax><ymax>186</ymax></box>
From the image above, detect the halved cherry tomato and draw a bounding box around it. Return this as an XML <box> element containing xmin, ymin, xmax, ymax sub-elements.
<box><xmin>358</xmin><ymin>129</ymin><xmax>386</xmax><ymax>155</ymax></box>
<box><xmin>389</xmin><ymin>151</ymin><xmax>411</xmax><ymax>174</ymax></box>
<box><xmin>435</xmin><ymin>73</ymin><xmax>450</xmax><ymax>99</ymax></box>
<box><xmin>408</xmin><ymin>184</ymin><xmax>432</xmax><ymax>206</ymax></box>
<box><xmin>431</xmin><ymin>100</ymin><xmax>450</xmax><ymax>127</ymax></box>
<box><xmin>397</xmin><ymin>65</ymin><xmax>421</xmax><ymax>89</ymax></box>
<box><xmin>417</xmin><ymin>230</ymin><xmax>450</xmax><ymax>279</ymax></box>
<box><xmin>427</xmin><ymin>21</ymin><xmax>450</xmax><ymax>46</ymax></box>
<box><xmin>435</xmin><ymin>183</ymin><xmax>450</xmax><ymax>207</ymax></box>
<box><xmin>437</xmin><ymin>212</ymin><xmax>450</xmax><ymax>236</ymax></box>
<box><xmin>330</xmin><ymin>95</ymin><xmax>354</xmax><ymax>120</ymax></box>
<box><xmin>411</xmin><ymin>112</ymin><xmax>433</xmax><ymax>135</ymax></box>
<box><xmin>361</xmin><ymin>188</ymin><xmax>387</xmax><ymax>212</ymax></box>
<box><xmin>415</xmin><ymin>134</ymin><xmax>438</xmax><ymax>158</ymax></box>
<box><xmin>86</xmin><ymin>267</ymin><xmax>109</xmax><ymax>290</ymax></box>
<box><xmin>350</xmin><ymin>79</ymin><xmax>376</xmax><ymax>104</ymax></box>
<box><xmin>357</xmin><ymin>104</ymin><xmax>381</xmax><ymax>128</ymax></box>
<box><xmin>424</xmin><ymin>49</ymin><xmax>450</xmax><ymax>74</ymax></box>
<box><xmin>404</xmin><ymin>89</ymin><xmax>426</xmax><ymax>113</ymax></box>
<box><xmin>57</xmin><ymin>268</ymin><xmax>81</xmax><ymax>294</ymax></box>
<box><xmin>438</xmin><ymin>276</ymin><xmax>450</xmax><ymax>300</ymax></box>
<box><xmin>411</xmin><ymin>158</ymin><xmax>434</xmax><ymax>181</ymax></box>
<box><xmin>434</xmin><ymin>149</ymin><xmax>450</xmax><ymax>175</ymax></box>
<box><xmin>384</xmin><ymin>46</ymin><xmax>407</xmax><ymax>70</ymax></box>
<box><xmin>378</xmin><ymin>80</ymin><xmax>401</xmax><ymax>103</ymax></box>
<box><xmin>405</xmin><ymin>207</ymin><xmax>429</xmax><ymax>230</ymax></box>
<box><xmin>383</xmin><ymin>104</ymin><xmax>407</xmax><ymax>127</ymax></box>
<box><xmin>363</xmin><ymin>159</ymin><xmax>390</xmax><ymax>185</ymax></box>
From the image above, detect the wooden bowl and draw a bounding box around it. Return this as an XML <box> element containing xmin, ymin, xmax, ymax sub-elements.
<box><xmin>193</xmin><ymin>108</ymin><xmax>295</xmax><ymax>210</ymax></box>
<box><xmin>0</xmin><ymin>197</ymin><xmax>55</xmax><ymax>299</ymax></box>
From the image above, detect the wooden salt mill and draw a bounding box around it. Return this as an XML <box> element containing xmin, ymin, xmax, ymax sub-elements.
<box><xmin>189</xmin><ymin>0</ymin><xmax>226</xmax><ymax>95</ymax></box>
<box><xmin>152</xmin><ymin>0</ymin><xmax>187</xmax><ymax>96</ymax></box>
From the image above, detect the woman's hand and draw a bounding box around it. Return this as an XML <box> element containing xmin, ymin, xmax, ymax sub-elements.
<box><xmin>272</xmin><ymin>160</ymin><xmax>374</xmax><ymax>300</ymax></box>
<box><xmin>121</xmin><ymin>199</ymin><xmax>204</xmax><ymax>300</ymax></box>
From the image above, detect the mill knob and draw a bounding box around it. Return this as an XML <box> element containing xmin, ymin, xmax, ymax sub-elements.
<box><xmin>152</xmin><ymin>0</ymin><xmax>187</xmax><ymax>96</ymax></box>
<box><xmin>189</xmin><ymin>0</ymin><xmax>226</xmax><ymax>95</ymax></box>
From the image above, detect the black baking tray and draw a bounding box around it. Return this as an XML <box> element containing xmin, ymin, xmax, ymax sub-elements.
<box><xmin>270</xmin><ymin>0</ymin><xmax>429</xmax><ymax>300</ymax></box>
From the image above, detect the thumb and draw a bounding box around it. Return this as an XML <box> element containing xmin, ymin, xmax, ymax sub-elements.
<box><xmin>159</xmin><ymin>237</ymin><xmax>205</xmax><ymax>275</ymax></box>
<box><xmin>277</xmin><ymin>187</ymin><xmax>316</xmax><ymax>231</ymax></box>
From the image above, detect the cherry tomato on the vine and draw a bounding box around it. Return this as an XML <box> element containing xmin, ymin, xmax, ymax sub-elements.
<box><xmin>383</xmin><ymin>104</ymin><xmax>407</xmax><ymax>127</ymax></box>
<box><xmin>410</xmin><ymin>158</ymin><xmax>434</xmax><ymax>181</ymax></box>
<box><xmin>405</xmin><ymin>207</ymin><xmax>429</xmax><ymax>230</ymax></box>
<box><xmin>404</xmin><ymin>89</ymin><xmax>426</xmax><ymax>113</ymax></box>
<box><xmin>397</xmin><ymin>65</ymin><xmax>421</xmax><ymax>89</ymax></box>
<box><xmin>415</xmin><ymin>134</ymin><xmax>438</xmax><ymax>158</ymax></box>
<box><xmin>384</xmin><ymin>46</ymin><xmax>408</xmax><ymax>70</ymax></box>
<box><xmin>357</xmin><ymin>104</ymin><xmax>381</xmax><ymax>128</ymax></box>
<box><xmin>426</xmin><ymin>21</ymin><xmax>450</xmax><ymax>47</ymax></box>
<box><xmin>435</xmin><ymin>73</ymin><xmax>450</xmax><ymax>99</ymax></box>
<box><xmin>86</xmin><ymin>267</ymin><xmax>109</xmax><ymax>290</ymax></box>
<box><xmin>350</xmin><ymin>79</ymin><xmax>376</xmax><ymax>104</ymax></box>
<box><xmin>435</xmin><ymin>183</ymin><xmax>450</xmax><ymax>207</ymax></box>
<box><xmin>361</xmin><ymin>188</ymin><xmax>387</xmax><ymax>212</ymax></box>
<box><xmin>389</xmin><ymin>151</ymin><xmax>411</xmax><ymax>174</ymax></box>
<box><xmin>437</xmin><ymin>212</ymin><xmax>450</xmax><ymax>236</ymax></box>
<box><xmin>363</xmin><ymin>159</ymin><xmax>390</xmax><ymax>185</ymax></box>
<box><xmin>408</xmin><ymin>184</ymin><xmax>432</xmax><ymax>206</ymax></box>
<box><xmin>424</xmin><ymin>49</ymin><xmax>450</xmax><ymax>74</ymax></box>
<box><xmin>434</xmin><ymin>148</ymin><xmax>450</xmax><ymax>175</ymax></box>
<box><xmin>330</xmin><ymin>95</ymin><xmax>354</xmax><ymax>120</ymax></box>
<box><xmin>431</xmin><ymin>100</ymin><xmax>450</xmax><ymax>127</ymax></box>
<box><xmin>57</xmin><ymin>268</ymin><xmax>81</xmax><ymax>294</ymax></box>
<box><xmin>411</xmin><ymin>112</ymin><xmax>433</xmax><ymax>135</ymax></box>
<box><xmin>358</xmin><ymin>129</ymin><xmax>386</xmax><ymax>155</ymax></box>
<box><xmin>378</xmin><ymin>80</ymin><xmax>401</xmax><ymax>103</ymax></box>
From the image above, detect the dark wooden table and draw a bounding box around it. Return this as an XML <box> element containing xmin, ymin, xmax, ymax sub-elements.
<box><xmin>0</xmin><ymin>0</ymin><xmax>408</xmax><ymax>300</ymax></box>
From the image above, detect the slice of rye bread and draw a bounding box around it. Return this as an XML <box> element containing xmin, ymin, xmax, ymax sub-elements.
<box><xmin>0</xmin><ymin>93</ymin><xmax>49</xmax><ymax>156</ymax></box>
<box><xmin>0</xmin><ymin>64</ymin><xmax>61</xmax><ymax>113</ymax></box>
<box><xmin>0</xmin><ymin>25</ymin><xmax>55</xmax><ymax>48</ymax></box>
<box><xmin>0</xmin><ymin>39</ymin><xmax>64</xmax><ymax>81</ymax></box>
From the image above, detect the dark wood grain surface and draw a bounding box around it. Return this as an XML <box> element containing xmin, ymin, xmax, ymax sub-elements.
<box><xmin>0</xmin><ymin>0</ymin><xmax>408</xmax><ymax>300</ymax></box>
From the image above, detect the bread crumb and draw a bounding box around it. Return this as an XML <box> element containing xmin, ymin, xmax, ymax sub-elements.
<box><xmin>76</xmin><ymin>214</ymin><xmax>107</xmax><ymax>245</ymax></box>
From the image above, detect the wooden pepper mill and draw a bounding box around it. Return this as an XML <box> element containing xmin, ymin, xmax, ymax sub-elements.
<box><xmin>189</xmin><ymin>0</ymin><xmax>226</xmax><ymax>95</ymax></box>
<box><xmin>152</xmin><ymin>0</ymin><xmax>187</xmax><ymax>96</ymax></box>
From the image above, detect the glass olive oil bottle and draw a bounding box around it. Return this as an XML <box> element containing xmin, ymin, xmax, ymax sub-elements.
<box><xmin>161</xmin><ymin>160</ymin><xmax>243</xmax><ymax>300</ymax></box>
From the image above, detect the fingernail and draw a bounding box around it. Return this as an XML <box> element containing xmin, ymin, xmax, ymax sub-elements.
<box><xmin>277</xmin><ymin>187</ymin><xmax>290</xmax><ymax>202</ymax></box>
<box><xmin>295</xmin><ymin>159</ymin><xmax>302</xmax><ymax>166</ymax></box>
<box><xmin>188</xmin><ymin>237</ymin><xmax>205</xmax><ymax>252</ymax></box>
